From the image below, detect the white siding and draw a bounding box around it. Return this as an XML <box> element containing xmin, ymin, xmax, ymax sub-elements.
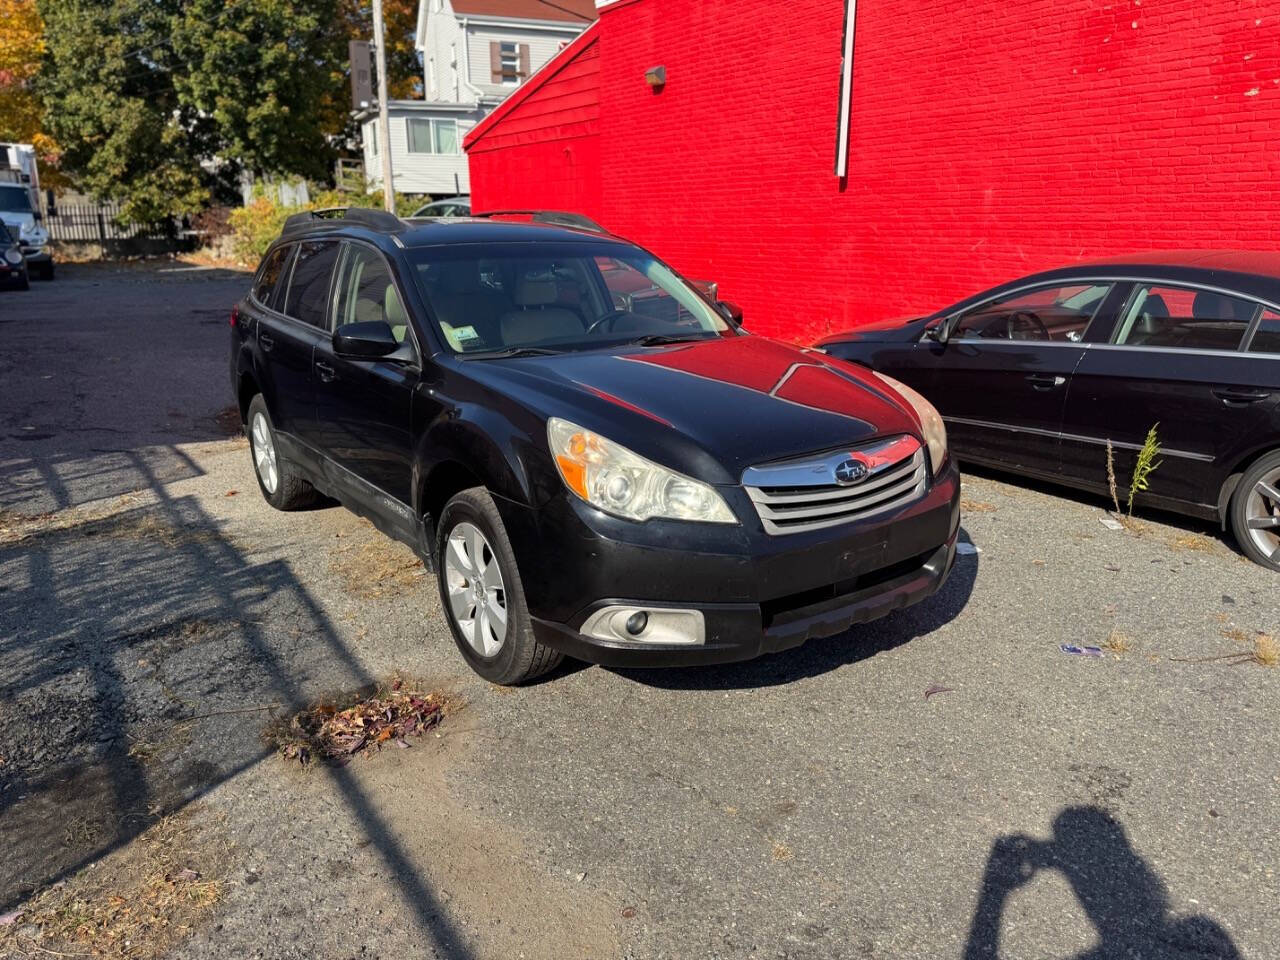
<box><xmin>363</xmin><ymin>106</ymin><xmax>479</xmax><ymax>195</ymax></box>
<box><xmin>464</xmin><ymin>22</ymin><xmax>580</xmax><ymax>101</ymax></box>
<box><xmin>421</xmin><ymin>0</ymin><xmax>471</xmax><ymax>103</ymax></box>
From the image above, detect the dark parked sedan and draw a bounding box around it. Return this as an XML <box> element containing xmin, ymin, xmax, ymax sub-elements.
<box><xmin>819</xmin><ymin>251</ymin><xmax>1280</xmax><ymax>569</ymax></box>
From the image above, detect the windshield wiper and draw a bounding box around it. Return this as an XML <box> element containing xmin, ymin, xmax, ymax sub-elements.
<box><xmin>458</xmin><ymin>346</ymin><xmax>560</xmax><ymax>360</ymax></box>
<box><xmin>627</xmin><ymin>333</ymin><xmax>715</xmax><ymax>347</ymax></box>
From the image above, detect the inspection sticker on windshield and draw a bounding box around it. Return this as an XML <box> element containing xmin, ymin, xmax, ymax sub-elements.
<box><xmin>452</xmin><ymin>325</ymin><xmax>480</xmax><ymax>343</ymax></box>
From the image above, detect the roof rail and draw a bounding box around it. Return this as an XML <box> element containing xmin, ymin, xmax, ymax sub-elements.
<box><xmin>471</xmin><ymin>210</ymin><xmax>605</xmax><ymax>233</ymax></box>
<box><xmin>282</xmin><ymin>206</ymin><xmax>405</xmax><ymax>234</ymax></box>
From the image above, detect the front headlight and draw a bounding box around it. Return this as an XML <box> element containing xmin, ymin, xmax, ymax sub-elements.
<box><xmin>3</xmin><ymin>249</ymin><xmax>21</xmax><ymax>265</ymax></box>
<box><xmin>871</xmin><ymin>372</ymin><xmax>948</xmax><ymax>475</ymax></box>
<box><xmin>547</xmin><ymin>417</ymin><xmax>736</xmax><ymax>523</ymax></box>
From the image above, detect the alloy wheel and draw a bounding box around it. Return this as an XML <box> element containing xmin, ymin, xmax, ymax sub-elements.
<box><xmin>251</xmin><ymin>412</ymin><xmax>279</xmax><ymax>494</ymax></box>
<box><xmin>444</xmin><ymin>521</ymin><xmax>508</xmax><ymax>657</ymax></box>
<box><xmin>1244</xmin><ymin>467</ymin><xmax>1280</xmax><ymax>563</ymax></box>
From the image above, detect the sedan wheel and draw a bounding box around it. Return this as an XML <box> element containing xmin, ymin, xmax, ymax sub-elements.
<box><xmin>444</xmin><ymin>521</ymin><xmax>508</xmax><ymax>657</ymax></box>
<box><xmin>251</xmin><ymin>411</ymin><xmax>279</xmax><ymax>494</ymax></box>
<box><xmin>1243</xmin><ymin>467</ymin><xmax>1280</xmax><ymax>563</ymax></box>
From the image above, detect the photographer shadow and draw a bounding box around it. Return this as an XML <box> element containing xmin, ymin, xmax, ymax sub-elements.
<box><xmin>965</xmin><ymin>806</ymin><xmax>1241</xmax><ymax>959</ymax></box>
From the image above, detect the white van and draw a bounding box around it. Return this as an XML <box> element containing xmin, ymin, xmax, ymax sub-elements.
<box><xmin>0</xmin><ymin>143</ymin><xmax>53</xmax><ymax>280</ymax></box>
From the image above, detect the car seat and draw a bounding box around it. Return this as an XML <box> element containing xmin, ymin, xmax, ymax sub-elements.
<box><xmin>499</xmin><ymin>277</ymin><xmax>585</xmax><ymax>346</ymax></box>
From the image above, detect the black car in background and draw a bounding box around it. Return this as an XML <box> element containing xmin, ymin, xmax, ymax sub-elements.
<box><xmin>819</xmin><ymin>251</ymin><xmax>1280</xmax><ymax>569</ymax></box>
<box><xmin>230</xmin><ymin>208</ymin><xmax>959</xmax><ymax>683</ymax></box>
<box><xmin>0</xmin><ymin>222</ymin><xmax>28</xmax><ymax>290</ymax></box>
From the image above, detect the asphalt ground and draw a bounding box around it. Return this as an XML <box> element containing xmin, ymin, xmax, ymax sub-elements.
<box><xmin>0</xmin><ymin>264</ymin><xmax>1275</xmax><ymax>959</ymax></box>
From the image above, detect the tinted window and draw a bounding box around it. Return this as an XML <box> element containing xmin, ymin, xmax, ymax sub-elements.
<box><xmin>282</xmin><ymin>240</ymin><xmax>341</xmax><ymax>328</ymax></box>
<box><xmin>1113</xmin><ymin>284</ymin><xmax>1258</xmax><ymax>352</ymax></box>
<box><xmin>334</xmin><ymin>244</ymin><xmax>409</xmax><ymax>342</ymax></box>
<box><xmin>252</xmin><ymin>245</ymin><xmax>292</xmax><ymax>308</ymax></box>
<box><xmin>952</xmin><ymin>283</ymin><xmax>1112</xmax><ymax>342</ymax></box>
<box><xmin>1248</xmin><ymin>308</ymin><xmax>1280</xmax><ymax>355</ymax></box>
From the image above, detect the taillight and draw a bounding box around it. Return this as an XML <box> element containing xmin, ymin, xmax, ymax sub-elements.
<box><xmin>230</xmin><ymin>305</ymin><xmax>239</xmax><ymax>328</ymax></box>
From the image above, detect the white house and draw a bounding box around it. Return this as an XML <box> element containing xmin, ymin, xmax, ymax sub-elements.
<box><xmin>361</xmin><ymin>0</ymin><xmax>595</xmax><ymax>197</ymax></box>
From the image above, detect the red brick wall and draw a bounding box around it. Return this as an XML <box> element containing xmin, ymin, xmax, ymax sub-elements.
<box><xmin>468</xmin><ymin>0</ymin><xmax>1280</xmax><ymax>341</ymax></box>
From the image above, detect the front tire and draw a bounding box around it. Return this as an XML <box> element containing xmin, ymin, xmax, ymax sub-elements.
<box><xmin>1229</xmin><ymin>450</ymin><xmax>1280</xmax><ymax>571</ymax></box>
<box><xmin>246</xmin><ymin>395</ymin><xmax>320</xmax><ymax>511</ymax></box>
<box><xmin>435</xmin><ymin>487</ymin><xmax>563</xmax><ymax>684</ymax></box>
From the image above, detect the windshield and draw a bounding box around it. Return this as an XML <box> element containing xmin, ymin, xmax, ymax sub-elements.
<box><xmin>0</xmin><ymin>186</ymin><xmax>33</xmax><ymax>213</ymax></box>
<box><xmin>409</xmin><ymin>241</ymin><xmax>732</xmax><ymax>354</ymax></box>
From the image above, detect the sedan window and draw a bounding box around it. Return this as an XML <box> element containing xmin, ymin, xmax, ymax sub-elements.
<box><xmin>1112</xmin><ymin>284</ymin><xmax>1258</xmax><ymax>352</ymax></box>
<box><xmin>1247</xmin><ymin>308</ymin><xmax>1280</xmax><ymax>355</ymax></box>
<box><xmin>334</xmin><ymin>245</ymin><xmax>408</xmax><ymax>343</ymax></box>
<box><xmin>951</xmin><ymin>283</ymin><xmax>1112</xmax><ymax>342</ymax></box>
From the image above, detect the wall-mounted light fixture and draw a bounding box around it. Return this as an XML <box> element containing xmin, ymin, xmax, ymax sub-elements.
<box><xmin>645</xmin><ymin>66</ymin><xmax>667</xmax><ymax>90</ymax></box>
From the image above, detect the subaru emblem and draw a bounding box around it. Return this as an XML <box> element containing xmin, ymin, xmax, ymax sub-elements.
<box><xmin>834</xmin><ymin>458</ymin><xmax>868</xmax><ymax>485</ymax></box>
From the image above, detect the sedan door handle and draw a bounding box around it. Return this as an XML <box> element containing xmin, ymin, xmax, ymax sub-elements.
<box><xmin>315</xmin><ymin>360</ymin><xmax>337</xmax><ymax>383</ymax></box>
<box><xmin>1212</xmin><ymin>388</ymin><xmax>1271</xmax><ymax>405</ymax></box>
<box><xmin>1026</xmin><ymin>374</ymin><xmax>1066</xmax><ymax>390</ymax></box>
<box><xmin>259</xmin><ymin>333</ymin><xmax>275</xmax><ymax>352</ymax></box>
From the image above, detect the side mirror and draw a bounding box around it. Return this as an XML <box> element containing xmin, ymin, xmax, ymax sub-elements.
<box><xmin>333</xmin><ymin>321</ymin><xmax>400</xmax><ymax>359</ymax></box>
<box><xmin>923</xmin><ymin>320</ymin><xmax>950</xmax><ymax>344</ymax></box>
<box><xmin>717</xmin><ymin>300</ymin><xmax>744</xmax><ymax>326</ymax></box>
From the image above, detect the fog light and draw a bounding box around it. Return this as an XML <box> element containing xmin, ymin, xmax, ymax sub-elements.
<box><xmin>580</xmin><ymin>606</ymin><xmax>705</xmax><ymax>645</ymax></box>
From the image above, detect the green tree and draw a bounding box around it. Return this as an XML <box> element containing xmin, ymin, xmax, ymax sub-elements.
<box><xmin>38</xmin><ymin>0</ymin><xmax>345</xmax><ymax>222</ymax></box>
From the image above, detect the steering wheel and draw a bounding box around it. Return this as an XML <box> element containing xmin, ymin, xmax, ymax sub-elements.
<box><xmin>584</xmin><ymin>310</ymin><xmax>633</xmax><ymax>335</ymax></box>
<box><xmin>1006</xmin><ymin>309</ymin><xmax>1050</xmax><ymax>341</ymax></box>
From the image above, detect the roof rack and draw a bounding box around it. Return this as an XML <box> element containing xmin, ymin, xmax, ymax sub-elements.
<box><xmin>470</xmin><ymin>210</ymin><xmax>605</xmax><ymax>233</ymax></box>
<box><xmin>282</xmin><ymin>206</ymin><xmax>405</xmax><ymax>234</ymax></box>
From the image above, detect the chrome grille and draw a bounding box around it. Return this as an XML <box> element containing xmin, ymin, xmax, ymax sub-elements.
<box><xmin>742</xmin><ymin>435</ymin><xmax>927</xmax><ymax>535</ymax></box>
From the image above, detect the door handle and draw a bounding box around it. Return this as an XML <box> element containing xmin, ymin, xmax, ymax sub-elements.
<box><xmin>1026</xmin><ymin>374</ymin><xmax>1066</xmax><ymax>390</ymax></box>
<box><xmin>315</xmin><ymin>360</ymin><xmax>337</xmax><ymax>383</ymax></box>
<box><xmin>1212</xmin><ymin>388</ymin><xmax>1271</xmax><ymax>405</ymax></box>
<box><xmin>259</xmin><ymin>333</ymin><xmax>275</xmax><ymax>352</ymax></box>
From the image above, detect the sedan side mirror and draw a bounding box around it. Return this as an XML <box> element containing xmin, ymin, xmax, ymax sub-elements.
<box><xmin>923</xmin><ymin>320</ymin><xmax>950</xmax><ymax>344</ymax></box>
<box><xmin>333</xmin><ymin>320</ymin><xmax>401</xmax><ymax>359</ymax></box>
<box><xmin>717</xmin><ymin>300</ymin><xmax>744</xmax><ymax>326</ymax></box>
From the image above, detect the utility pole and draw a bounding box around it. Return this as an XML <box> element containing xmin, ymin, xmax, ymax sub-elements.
<box><xmin>371</xmin><ymin>0</ymin><xmax>396</xmax><ymax>213</ymax></box>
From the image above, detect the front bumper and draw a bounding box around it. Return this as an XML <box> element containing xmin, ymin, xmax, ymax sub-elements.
<box><xmin>499</xmin><ymin>459</ymin><xmax>961</xmax><ymax>667</ymax></box>
<box><xmin>20</xmin><ymin>246</ymin><xmax>50</xmax><ymax>265</ymax></box>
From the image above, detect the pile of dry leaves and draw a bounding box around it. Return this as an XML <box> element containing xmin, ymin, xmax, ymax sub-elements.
<box><xmin>274</xmin><ymin>680</ymin><xmax>447</xmax><ymax>766</ymax></box>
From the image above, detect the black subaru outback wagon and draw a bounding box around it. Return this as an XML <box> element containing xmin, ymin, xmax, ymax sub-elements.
<box><xmin>230</xmin><ymin>208</ymin><xmax>960</xmax><ymax>683</ymax></box>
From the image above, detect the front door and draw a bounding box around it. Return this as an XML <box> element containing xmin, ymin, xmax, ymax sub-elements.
<box><xmin>312</xmin><ymin>242</ymin><xmax>418</xmax><ymax>510</ymax></box>
<box><xmin>925</xmin><ymin>281</ymin><xmax>1120</xmax><ymax>478</ymax></box>
<box><xmin>1061</xmin><ymin>282</ymin><xmax>1280</xmax><ymax>513</ymax></box>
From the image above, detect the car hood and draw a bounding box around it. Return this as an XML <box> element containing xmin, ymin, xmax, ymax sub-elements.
<box><xmin>817</xmin><ymin>315</ymin><xmax>930</xmax><ymax>344</ymax></box>
<box><xmin>0</xmin><ymin>211</ymin><xmax>34</xmax><ymax>231</ymax></box>
<box><xmin>458</xmin><ymin>335</ymin><xmax>920</xmax><ymax>485</ymax></box>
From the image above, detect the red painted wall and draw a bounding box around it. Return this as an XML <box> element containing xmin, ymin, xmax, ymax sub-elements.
<box><xmin>467</xmin><ymin>0</ymin><xmax>1280</xmax><ymax>342</ymax></box>
<box><xmin>467</xmin><ymin>34</ymin><xmax>602</xmax><ymax>217</ymax></box>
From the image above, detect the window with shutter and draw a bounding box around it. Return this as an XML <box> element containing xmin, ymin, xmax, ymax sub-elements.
<box><xmin>496</xmin><ymin>42</ymin><xmax>520</xmax><ymax>85</ymax></box>
<box><xmin>489</xmin><ymin>42</ymin><xmax>502</xmax><ymax>83</ymax></box>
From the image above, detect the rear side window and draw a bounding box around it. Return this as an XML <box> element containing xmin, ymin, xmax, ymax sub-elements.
<box><xmin>282</xmin><ymin>240</ymin><xmax>341</xmax><ymax>328</ymax></box>
<box><xmin>1112</xmin><ymin>284</ymin><xmax>1259</xmax><ymax>352</ymax></box>
<box><xmin>253</xmin><ymin>245</ymin><xmax>292</xmax><ymax>309</ymax></box>
<box><xmin>1248</xmin><ymin>308</ymin><xmax>1280</xmax><ymax>355</ymax></box>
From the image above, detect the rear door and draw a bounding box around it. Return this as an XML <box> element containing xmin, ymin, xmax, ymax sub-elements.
<box><xmin>262</xmin><ymin>239</ymin><xmax>342</xmax><ymax>454</ymax></box>
<box><xmin>1061</xmin><ymin>282</ymin><xmax>1280</xmax><ymax>514</ymax></box>
<box><xmin>925</xmin><ymin>280</ymin><xmax>1120</xmax><ymax>478</ymax></box>
<box><xmin>312</xmin><ymin>241</ymin><xmax>418</xmax><ymax>509</ymax></box>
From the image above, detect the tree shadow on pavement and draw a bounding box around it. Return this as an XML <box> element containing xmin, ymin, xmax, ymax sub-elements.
<box><xmin>612</xmin><ymin>530</ymin><xmax>979</xmax><ymax>691</ymax></box>
<box><xmin>0</xmin><ymin>450</ymin><xmax>474</xmax><ymax>958</ymax></box>
<box><xmin>964</xmin><ymin>806</ymin><xmax>1242</xmax><ymax>959</ymax></box>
